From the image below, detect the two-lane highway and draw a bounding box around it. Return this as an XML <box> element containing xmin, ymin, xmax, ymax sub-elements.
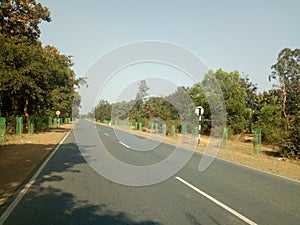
<box><xmin>1</xmin><ymin>119</ymin><xmax>300</xmax><ymax>225</ymax></box>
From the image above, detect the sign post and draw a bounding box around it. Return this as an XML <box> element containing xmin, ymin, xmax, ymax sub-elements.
<box><xmin>55</xmin><ymin>110</ymin><xmax>61</xmax><ymax>128</ymax></box>
<box><xmin>195</xmin><ymin>106</ymin><xmax>204</xmax><ymax>145</ymax></box>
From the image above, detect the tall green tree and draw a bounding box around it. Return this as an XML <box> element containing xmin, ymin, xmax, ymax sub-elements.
<box><xmin>269</xmin><ymin>48</ymin><xmax>300</xmax><ymax>130</ymax></box>
<box><xmin>0</xmin><ymin>35</ymin><xmax>84</xmax><ymax>127</ymax></box>
<box><xmin>166</xmin><ymin>87</ymin><xmax>197</xmax><ymax>131</ymax></box>
<box><xmin>130</xmin><ymin>80</ymin><xmax>150</xmax><ymax>122</ymax></box>
<box><xmin>189</xmin><ymin>69</ymin><xmax>248</xmax><ymax>135</ymax></box>
<box><xmin>269</xmin><ymin>48</ymin><xmax>300</xmax><ymax>158</ymax></box>
<box><xmin>0</xmin><ymin>34</ymin><xmax>46</xmax><ymax>117</ymax></box>
<box><xmin>254</xmin><ymin>90</ymin><xmax>285</xmax><ymax>145</ymax></box>
<box><xmin>0</xmin><ymin>0</ymin><xmax>51</xmax><ymax>41</ymax></box>
<box><xmin>239</xmin><ymin>75</ymin><xmax>258</xmax><ymax>132</ymax></box>
<box><xmin>94</xmin><ymin>99</ymin><xmax>112</xmax><ymax>122</ymax></box>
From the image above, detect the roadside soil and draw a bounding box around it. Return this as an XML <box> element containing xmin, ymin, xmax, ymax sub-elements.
<box><xmin>0</xmin><ymin>122</ymin><xmax>73</xmax><ymax>209</ymax></box>
<box><xmin>0</xmin><ymin>121</ymin><xmax>299</xmax><ymax>210</ymax></box>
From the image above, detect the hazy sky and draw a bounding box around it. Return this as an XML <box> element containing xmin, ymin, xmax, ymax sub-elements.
<box><xmin>38</xmin><ymin>0</ymin><xmax>300</xmax><ymax>114</ymax></box>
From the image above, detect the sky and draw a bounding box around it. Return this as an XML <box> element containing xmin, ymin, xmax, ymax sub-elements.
<box><xmin>38</xmin><ymin>0</ymin><xmax>300</xmax><ymax>114</ymax></box>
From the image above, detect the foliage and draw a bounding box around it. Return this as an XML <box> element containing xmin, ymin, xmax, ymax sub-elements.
<box><xmin>279</xmin><ymin>114</ymin><xmax>300</xmax><ymax>159</ymax></box>
<box><xmin>188</xmin><ymin>69</ymin><xmax>247</xmax><ymax>135</ymax></box>
<box><xmin>269</xmin><ymin>48</ymin><xmax>300</xmax><ymax>158</ymax></box>
<box><xmin>239</xmin><ymin>75</ymin><xmax>258</xmax><ymax>132</ymax></box>
<box><xmin>0</xmin><ymin>36</ymin><xmax>81</xmax><ymax>119</ymax></box>
<box><xmin>0</xmin><ymin>0</ymin><xmax>85</xmax><ymax>132</ymax></box>
<box><xmin>0</xmin><ymin>0</ymin><xmax>51</xmax><ymax>41</ymax></box>
<box><xmin>254</xmin><ymin>90</ymin><xmax>285</xmax><ymax>145</ymax></box>
<box><xmin>92</xmin><ymin>50</ymin><xmax>300</xmax><ymax>159</ymax></box>
<box><xmin>94</xmin><ymin>99</ymin><xmax>112</xmax><ymax>122</ymax></box>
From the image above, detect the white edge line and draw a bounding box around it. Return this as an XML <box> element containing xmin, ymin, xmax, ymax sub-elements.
<box><xmin>214</xmin><ymin>155</ymin><xmax>300</xmax><ymax>183</ymax></box>
<box><xmin>175</xmin><ymin>176</ymin><xmax>257</xmax><ymax>225</ymax></box>
<box><xmin>119</xmin><ymin>141</ymin><xmax>130</xmax><ymax>149</ymax></box>
<box><xmin>0</xmin><ymin>128</ymin><xmax>73</xmax><ymax>225</ymax></box>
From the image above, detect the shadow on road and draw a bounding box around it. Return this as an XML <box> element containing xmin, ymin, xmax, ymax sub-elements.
<box><xmin>6</xmin><ymin>185</ymin><xmax>160</xmax><ymax>225</ymax></box>
<box><xmin>3</xmin><ymin>136</ymin><xmax>161</xmax><ymax>225</ymax></box>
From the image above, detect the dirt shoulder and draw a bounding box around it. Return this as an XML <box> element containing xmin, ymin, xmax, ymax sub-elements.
<box><xmin>0</xmin><ymin>122</ymin><xmax>73</xmax><ymax>209</ymax></box>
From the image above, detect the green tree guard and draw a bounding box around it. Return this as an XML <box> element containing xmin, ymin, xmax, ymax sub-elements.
<box><xmin>162</xmin><ymin>124</ymin><xmax>167</xmax><ymax>136</ymax></box>
<box><xmin>28</xmin><ymin>117</ymin><xmax>34</xmax><ymax>134</ymax></box>
<box><xmin>192</xmin><ymin>126</ymin><xmax>198</xmax><ymax>144</ymax></box>
<box><xmin>150</xmin><ymin>122</ymin><xmax>154</xmax><ymax>134</ymax></box>
<box><xmin>0</xmin><ymin>117</ymin><xmax>6</xmax><ymax>142</ymax></box>
<box><xmin>16</xmin><ymin>117</ymin><xmax>23</xmax><ymax>136</ymax></box>
<box><xmin>253</xmin><ymin>129</ymin><xmax>262</xmax><ymax>154</ymax></box>
<box><xmin>181</xmin><ymin>125</ymin><xmax>187</xmax><ymax>142</ymax></box>
<box><xmin>139</xmin><ymin>122</ymin><xmax>142</xmax><ymax>131</ymax></box>
<box><xmin>53</xmin><ymin>118</ymin><xmax>57</xmax><ymax>128</ymax></box>
<box><xmin>172</xmin><ymin>125</ymin><xmax>176</xmax><ymax>138</ymax></box>
<box><xmin>48</xmin><ymin>117</ymin><xmax>52</xmax><ymax>128</ymax></box>
<box><xmin>37</xmin><ymin>117</ymin><xmax>43</xmax><ymax>131</ymax></box>
<box><xmin>222</xmin><ymin>127</ymin><xmax>228</xmax><ymax>149</ymax></box>
<box><xmin>155</xmin><ymin>123</ymin><xmax>159</xmax><ymax>134</ymax></box>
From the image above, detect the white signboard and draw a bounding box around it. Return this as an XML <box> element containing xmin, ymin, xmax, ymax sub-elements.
<box><xmin>56</xmin><ymin>110</ymin><xmax>61</xmax><ymax>116</ymax></box>
<box><xmin>195</xmin><ymin>106</ymin><xmax>204</xmax><ymax>116</ymax></box>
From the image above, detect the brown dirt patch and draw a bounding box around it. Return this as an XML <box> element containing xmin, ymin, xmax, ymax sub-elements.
<box><xmin>0</xmin><ymin>122</ymin><xmax>73</xmax><ymax>209</ymax></box>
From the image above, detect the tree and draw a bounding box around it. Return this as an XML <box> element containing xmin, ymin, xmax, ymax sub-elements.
<box><xmin>188</xmin><ymin>69</ymin><xmax>249</xmax><ymax>134</ymax></box>
<box><xmin>187</xmin><ymin>83</ymin><xmax>211</xmax><ymax>134</ymax></box>
<box><xmin>0</xmin><ymin>34</ymin><xmax>84</xmax><ymax>130</ymax></box>
<box><xmin>269</xmin><ymin>48</ymin><xmax>300</xmax><ymax>158</ymax></box>
<box><xmin>111</xmin><ymin>100</ymin><xmax>132</xmax><ymax>122</ymax></box>
<box><xmin>269</xmin><ymin>48</ymin><xmax>300</xmax><ymax>131</ymax></box>
<box><xmin>239</xmin><ymin>75</ymin><xmax>258</xmax><ymax>132</ymax></box>
<box><xmin>254</xmin><ymin>90</ymin><xmax>285</xmax><ymax>145</ymax></box>
<box><xmin>166</xmin><ymin>87</ymin><xmax>197</xmax><ymax>131</ymax></box>
<box><xmin>94</xmin><ymin>99</ymin><xmax>112</xmax><ymax>121</ymax></box>
<box><xmin>130</xmin><ymin>80</ymin><xmax>150</xmax><ymax>122</ymax></box>
<box><xmin>0</xmin><ymin>1</ymin><xmax>86</xmax><ymax>133</ymax></box>
<box><xmin>135</xmin><ymin>80</ymin><xmax>149</xmax><ymax>101</ymax></box>
<box><xmin>43</xmin><ymin>46</ymin><xmax>79</xmax><ymax>118</ymax></box>
<box><xmin>0</xmin><ymin>0</ymin><xmax>51</xmax><ymax>41</ymax></box>
<box><xmin>0</xmin><ymin>34</ymin><xmax>46</xmax><ymax>117</ymax></box>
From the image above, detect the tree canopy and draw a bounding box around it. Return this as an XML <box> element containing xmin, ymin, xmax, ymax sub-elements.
<box><xmin>0</xmin><ymin>0</ymin><xmax>85</xmax><ymax>131</ymax></box>
<box><xmin>0</xmin><ymin>0</ymin><xmax>51</xmax><ymax>41</ymax></box>
<box><xmin>269</xmin><ymin>48</ymin><xmax>300</xmax><ymax>158</ymax></box>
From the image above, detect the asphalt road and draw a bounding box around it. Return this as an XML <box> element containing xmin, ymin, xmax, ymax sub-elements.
<box><xmin>1</xmin><ymin>119</ymin><xmax>299</xmax><ymax>225</ymax></box>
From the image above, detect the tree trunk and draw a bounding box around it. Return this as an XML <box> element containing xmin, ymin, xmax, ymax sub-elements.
<box><xmin>280</xmin><ymin>75</ymin><xmax>289</xmax><ymax>131</ymax></box>
<box><xmin>24</xmin><ymin>96</ymin><xmax>29</xmax><ymax>132</ymax></box>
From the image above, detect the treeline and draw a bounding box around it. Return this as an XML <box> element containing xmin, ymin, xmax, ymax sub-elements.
<box><xmin>0</xmin><ymin>0</ymin><xmax>85</xmax><ymax>132</ymax></box>
<box><xmin>92</xmin><ymin>49</ymin><xmax>300</xmax><ymax>159</ymax></box>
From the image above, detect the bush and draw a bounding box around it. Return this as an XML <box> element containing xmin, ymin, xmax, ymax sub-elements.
<box><xmin>279</xmin><ymin>116</ymin><xmax>300</xmax><ymax>159</ymax></box>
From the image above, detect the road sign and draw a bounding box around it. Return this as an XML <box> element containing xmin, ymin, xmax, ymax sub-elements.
<box><xmin>56</xmin><ymin>110</ymin><xmax>61</xmax><ymax>116</ymax></box>
<box><xmin>195</xmin><ymin>106</ymin><xmax>204</xmax><ymax>116</ymax></box>
<box><xmin>195</xmin><ymin>106</ymin><xmax>204</xmax><ymax>145</ymax></box>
